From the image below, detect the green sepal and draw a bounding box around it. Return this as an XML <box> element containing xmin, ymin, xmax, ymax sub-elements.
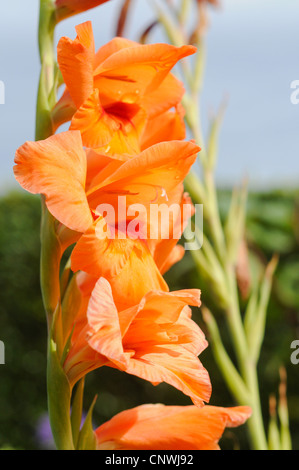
<box><xmin>47</xmin><ymin>338</ymin><xmax>74</xmax><ymax>450</ymax></box>
<box><xmin>76</xmin><ymin>395</ymin><xmax>98</xmax><ymax>450</ymax></box>
<box><xmin>71</xmin><ymin>379</ymin><xmax>85</xmax><ymax>449</ymax></box>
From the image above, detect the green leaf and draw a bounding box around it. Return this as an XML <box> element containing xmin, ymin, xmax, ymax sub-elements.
<box><xmin>247</xmin><ymin>256</ymin><xmax>278</xmax><ymax>363</ymax></box>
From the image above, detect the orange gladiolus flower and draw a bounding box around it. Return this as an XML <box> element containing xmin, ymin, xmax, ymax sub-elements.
<box><xmin>55</xmin><ymin>22</ymin><xmax>196</xmax><ymax>154</ymax></box>
<box><xmin>55</xmin><ymin>0</ymin><xmax>110</xmax><ymax>23</ymax></box>
<box><xmin>95</xmin><ymin>404</ymin><xmax>252</xmax><ymax>450</ymax></box>
<box><xmin>63</xmin><ymin>277</ymin><xmax>211</xmax><ymax>406</ymax></box>
<box><xmin>14</xmin><ymin>131</ymin><xmax>198</xmax><ymax>233</ymax></box>
<box><xmin>14</xmin><ymin>131</ymin><xmax>199</xmax><ymax>306</ymax></box>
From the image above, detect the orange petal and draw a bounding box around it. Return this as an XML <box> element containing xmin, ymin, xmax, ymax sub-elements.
<box><xmin>85</xmin><ymin>149</ymin><xmax>116</xmax><ymax>190</ymax></box>
<box><xmin>71</xmin><ymin>219</ymin><xmax>168</xmax><ymax>310</ymax></box>
<box><xmin>86</xmin><ymin>148</ymin><xmax>138</xmax><ymax>197</ymax></box>
<box><xmin>86</xmin><ymin>278</ymin><xmax>128</xmax><ymax>368</ymax></box>
<box><xmin>94</xmin><ymin>43</ymin><xmax>196</xmax><ymax>102</ymax></box>
<box><xmin>158</xmin><ymin>245</ymin><xmax>185</xmax><ymax>275</ymax></box>
<box><xmin>118</xmin><ymin>288</ymin><xmax>211</xmax><ymax>407</ymax></box>
<box><xmin>76</xmin><ymin>271</ymin><xmax>97</xmax><ymax>297</ymax></box>
<box><xmin>109</xmin><ymin>246</ymin><xmax>169</xmax><ymax>310</ymax></box>
<box><xmin>87</xmin><ymin>140</ymin><xmax>200</xmax><ymax>211</ymax></box>
<box><xmin>57</xmin><ymin>21</ymin><xmax>95</xmax><ymax>108</ymax></box>
<box><xmin>52</xmin><ymin>88</ymin><xmax>77</xmax><ymax>132</ymax></box>
<box><xmin>95</xmin><ymin>404</ymin><xmax>251</xmax><ymax>450</ymax></box>
<box><xmin>71</xmin><ymin>217</ymin><xmax>134</xmax><ymax>277</ymax></box>
<box><xmin>118</xmin><ymin>288</ymin><xmax>201</xmax><ymax>344</ymax></box>
<box><xmin>94</xmin><ymin>37</ymin><xmax>138</xmax><ymax>69</ymax></box>
<box><xmin>124</xmin><ymin>344</ymin><xmax>211</xmax><ymax>407</ymax></box>
<box><xmin>128</xmin><ymin>288</ymin><xmax>202</xmax><ymax>325</ymax></box>
<box><xmin>14</xmin><ymin>131</ymin><xmax>93</xmax><ymax>233</ymax></box>
<box><xmin>141</xmin><ymin>74</ymin><xmax>186</xmax><ymax>119</ymax></box>
<box><xmin>141</xmin><ymin>108</ymin><xmax>186</xmax><ymax>150</ymax></box>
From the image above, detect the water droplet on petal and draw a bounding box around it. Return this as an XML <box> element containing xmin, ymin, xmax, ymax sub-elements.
<box><xmin>161</xmin><ymin>188</ymin><xmax>168</xmax><ymax>200</ymax></box>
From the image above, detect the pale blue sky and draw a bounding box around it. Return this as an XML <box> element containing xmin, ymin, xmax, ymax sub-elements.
<box><xmin>0</xmin><ymin>0</ymin><xmax>299</xmax><ymax>192</ymax></box>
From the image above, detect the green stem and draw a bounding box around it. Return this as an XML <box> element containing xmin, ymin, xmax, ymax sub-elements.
<box><xmin>202</xmin><ymin>308</ymin><xmax>250</xmax><ymax>405</ymax></box>
<box><xmin>178</xmin><ymin>0</ymin><xmax>191</xmax><ymax>27</ymax></box>
<box><xmin>36</xmin><ymin>0</ymin><xmax>56</xmax><ymax>141</ymax></box>
<box><xmin>245</xmin><ymin>360</ymin><xmax>268</xmax><ymax>450</ymax></box>
<box><xmin>40</xmin><ymin>199</ymin><xmax>62</xmax><ymax>327</ymax></box>
<box><xmin>204</xmin><ymin>169</ymin><xmax>226</xmax><ymax>261</ymax></box>
<box><xmin>226</xmin><ymin>269</ymin><xmax>268</xmax><ymax>449</ymax></box>
<box><xmin>37</xmin><ymin>0</ymin><xmax>61</xmax><ymax>327</ymax></box>
<box><xmin>36</xmin><ymin>0</ymin><xmax>75</xmax><ymax>450</ymax></box>
<box><xmin>225</xmin><ymin>267</ymin><xmax>248</xmax><ymax>371</ymax></box>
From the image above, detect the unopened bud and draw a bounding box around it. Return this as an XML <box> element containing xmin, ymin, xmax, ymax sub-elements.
<box><xmin>55</xmin><ymin>0</ymin><xmax>110</xmax><ymax>23</ymax></box>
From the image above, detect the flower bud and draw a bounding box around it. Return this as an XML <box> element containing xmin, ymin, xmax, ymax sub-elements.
<box><xmin>55</xmin><ymin>0</ymin><xmax>110</xmax><ymax>23</ymax></box>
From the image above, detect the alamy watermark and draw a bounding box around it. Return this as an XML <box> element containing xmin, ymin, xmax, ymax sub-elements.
<box><xmin>290</xmin><ymin>340</ymin><xmax>299</xmax><ymax>365</ymax></box>
<box><xmin>0</xmin><ymin>81</ymin><xmax>5</xmax><ymax>105</ymax></box>
<box><xmin>0</xmin><ymin>341</ymin><xmax>5</xmax><ymax>365</ymax></box>
<box><xmin>94</xmin><ymin>197</ymin><xmax>203</xmax><ymax>251</ymax></box>
<box><xmin>290</xmin><ymin>80</ymin><xmax>299</xmax><ymax>104</ymax></box>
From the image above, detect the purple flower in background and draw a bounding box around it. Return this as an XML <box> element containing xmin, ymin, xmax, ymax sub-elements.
<box><xmin>35</xmin><ymin>411</ymin><xmax>88</xmax><ymax>449</ymax></box>
<box><xmin>36</xmin><ymin>413</ymin><xmax>55</xmax><ymax>450</ymax></box>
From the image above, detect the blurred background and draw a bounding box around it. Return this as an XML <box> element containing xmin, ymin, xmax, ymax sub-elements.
<box><xmin>0</xmin><ymin>0</ymin><xmax>299</xmax><ymax>450</ymax></box>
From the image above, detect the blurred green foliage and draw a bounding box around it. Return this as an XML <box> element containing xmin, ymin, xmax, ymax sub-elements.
<box><xmin>0</xmin><ymin>189</ymin><xmax>298</xmax><ymax>450</ymax></box>
<box><xmin>0</xmin><ymin>192</ymin><xmax>47</xmax><ymax>449</ymax></box>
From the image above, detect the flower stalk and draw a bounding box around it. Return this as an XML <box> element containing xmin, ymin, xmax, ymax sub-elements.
<box><xmin>37</xmin><ymin>0</ymin><xmax>75</xmax><ymax>450</ymax></box>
